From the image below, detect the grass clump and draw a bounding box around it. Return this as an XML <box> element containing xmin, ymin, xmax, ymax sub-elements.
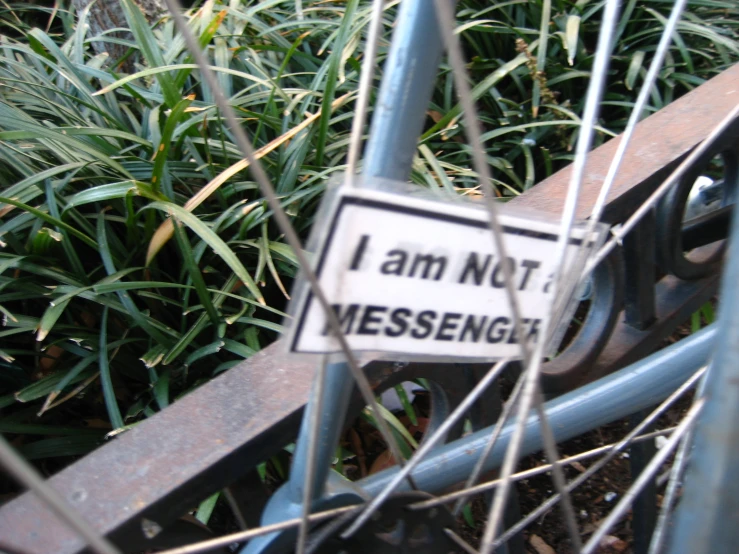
<box><xmin>0</xmin><ymin>0</ymin><xmax>736</xmax><ymax>466</ymax></box>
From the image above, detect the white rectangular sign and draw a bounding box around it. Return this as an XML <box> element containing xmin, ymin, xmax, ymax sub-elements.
<box><xmin>288</xmin><ymin>185</ymin><xmax>598</xmax><ymax>361</ymax></box>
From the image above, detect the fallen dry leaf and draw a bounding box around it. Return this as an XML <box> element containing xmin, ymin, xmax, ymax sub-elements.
<box><xmin>600</xmin><ymin>534</ymin><xmax>628</xmax><ymax>553</ymax></box>
<box><xmin>571</xmin><ymin>461</ymin><xmax>587</xmax><ymax>473</ymax></box>
<box><xmin>428</xmin><ymin>110</ymin><xmax>444</xmax><ymax>123</ymax></box>
<box><xmin>38</xmin><ymin>344</ymin><xmax>64</xmax><ymax>374</ymax></box>
<box><xmin>369</xmin><ymin>449</ymin><xmax>396</xmax><ymax>475</ymax></box>
<box><xmin>529</xmin><ymin>533</ymin><xmax>556</xmax><ymax>554</ymax></box>
<box><xmin>349</xmin><ymin>428</ymin><xmax>367</xmax><ymax>477</ymax></box>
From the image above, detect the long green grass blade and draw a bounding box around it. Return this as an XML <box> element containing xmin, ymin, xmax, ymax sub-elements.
<box><xmin>99</xmin><ymin>307</ymin><xmax>124</xmax><ymax>429</ymax></box>
<box><xmin>151</xmin><ymin>96</ymin><xmax>193</xmax><ymax>195</ymax></box>
<box><xmin>315</xmin><ymin>0</ymin><xmax>359</xmax><ymax>166</ymax></box>
<box><xmin>145</xmin><ymin>202</ymin><xmax>265</xmax><ymax>305</ymax></box>
<box><xmin>0</xmin><ymin>196</ymin><xmax>98</xmax><ymax>249</ymax></box>
<box><xmin>172</xmin><ymin>219</ymin><xmax>220</xmax><ymax>326</ymax></box>
<box><xmin>119</xmin><ymin>0</ymin><xmax>181</xmax><ymax>108</ymax></box>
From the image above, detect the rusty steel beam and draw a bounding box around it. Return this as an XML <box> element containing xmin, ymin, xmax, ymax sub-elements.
<box><xmin>1</xmin><ymin>65</ymin><xmax>737</xmax><ymax>554</ymax></box>
<box><xmin>0</xmin><ymin>344</ymin><xmax>315</xmax><ymax>554</ymax></box>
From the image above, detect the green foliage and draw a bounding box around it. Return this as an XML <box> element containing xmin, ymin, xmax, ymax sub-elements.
<box><xmin>0</xmin><ymin>0</ymin><xmax>737</xmax><ymax>461</ymax></box>
<box><xmin>428</xmin><ymin>0</ymin><xmax>739</xmax><ymax>192</ymax></box>
<box><xmin>691</xmin><ymin>300</ymin><xmax>715</xmax><ymax>333</ymax></box>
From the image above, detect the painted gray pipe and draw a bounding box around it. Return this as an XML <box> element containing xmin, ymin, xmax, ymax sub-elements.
<box><xmin>243</xmin><ymin>3</ymin><xmax>448</xmax><ymax>552</ymax></box>
<box><xmin>360</xmin><ymin>323</ymin><xmax>717</xmax><ymax>497</ymax></box>
<box><xmin>287</xmin><ymin>0</ymin><xmax>449</xmax><ymax>505</ymax></box>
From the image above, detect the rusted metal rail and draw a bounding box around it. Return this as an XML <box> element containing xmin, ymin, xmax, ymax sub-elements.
<box><xmin>1</xmin><ymin>63</ymin><xmax>738</xmax><ymax>554</ymax></box>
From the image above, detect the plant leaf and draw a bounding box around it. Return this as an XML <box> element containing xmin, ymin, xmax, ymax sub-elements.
<box><xmin>145</xmin><ymin>202</ymin><xmax>265</xmax><ymax>305</ymax></box>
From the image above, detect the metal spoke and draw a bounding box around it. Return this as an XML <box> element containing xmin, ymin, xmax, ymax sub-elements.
<box><xmin>431</xmin><ymin>3</ymin><xmax>542</xmax><ymax>524</ymax></box>
<box><xmin>647</xmin><ymin>428</ymin><xmax>693</xmax><ymax>554</ymax></box>
<box><xmin>586</xmin><ymin>0</ymin><xmax>688</xmax><ymax>231</ymax></box>
<box><xmin>452</xmin><ymin>372</ymin><xmax>526</xmax><ymax>516</ymax></box>
<box><xmin>305</xmin><ymin>504</ymin><xmax>362</xmax><ymax>554</ymax></box>
<box><xmin>433</xmin><ymin>0</ymin><xmax>581</xmax><ymax>546</ymax></box>
<box><xmin>297</xmin><ymin>1</ymin><xmax>386</xmax><ymax>550</ymax></box>
<box><xmin>346</xmin><ymin>0</ymin><xmax>385</xmax><ymax>180</ymax></box>
<box><xmin>433</xmin><ymin>2</ymin><xmax>621</xmax><ymax>549</ymax></box>
<box><xmin>476</xmin><ymin>0</ymin><xmax>622</xmax><ymax>545</ymax></box>
<box><xmin>648</xmin><ymin>364</ymin><xmax>711</xmax><ymax>554</ymax></box>
<box><xmin>585</xmin><ymin>102</ymin><xmax>739</xmax><ymax>276</ymax></box>
<box><xmin>444</xmin><ymin>528</ymin><xmax>480</xmax><ymax>554</ymax></box>
<box><xmin>535</xmin><ymin>397</ymin><xmax>583</xmax><ymax>552</ymax></box>
<box><xmin>340</xmin><ymin>358</ymin><xmax>511</xmax><ymax>538</ymax></box>
<box><xmin>0</xmin><ymin>434</ymin><xmax>121</xmax><ymax>554</ymax></box>
<box><xmin>295</xmin><ymin>357</ymin><xmax>329</xmax><ymax>554</ymax></box>
<box><xmin>410</xmin><ymin>427</ymin><xmax>676</xmax><ymax>511</ymax></box>
<box><xmin>493</xmin><ymin>366</ymin><xmax>706</xmax><ymax>547</ymax></box>
<box><xmin>552</xmin><ymin>0</ymin><xmax>689</xmax><ymax>322</ymax></box>
<box><xmin>545</xmin><ymin>0</ymin><xmax>622</xmax><ymax>312</ymax></box>
<box><xmin>161</xmin><ymin>0</ymin><xmax>414</xmax><ymax>490</ymax></box>
<box><xmin>432</xmin><ymin>0</ymin><xmax>530</xmax><ymax>363</ymax></box>
<box><xmin>156</xmin><ymin>505</ymin><xmax>363</xmax><ymax>554</ymax></box>
<box><xmin>581</xmin><ymin>399</ymin><xmax>705</xmax><ymax>554</ymax></box>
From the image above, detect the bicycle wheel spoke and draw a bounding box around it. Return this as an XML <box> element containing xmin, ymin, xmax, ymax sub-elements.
<box><xmin>550</xmin><ymin>0</ymin><xmax>693</xmax><ymax>329</ymax></box>
<box><xmin>156</xmin><ymin>505</ymin><xmax>363</xmax><ymax>554</ymax></box>
<box><xmin>421</xmin><ymin>3</ymin><xmax>581</xmax><ymax>546</ymax></box>
<box><xmin>647</xmin><ymin>428</ymin><xmax>693</xmax><ymax>554</ymax></box>
<box><xmin>551</xmin><ymin>0</ymin><xmax>689</xmax><ymax>323</ymax></box>
<box><xmin>432</xmin><ymin>0</ymin><xmax>530</xmax><ymax>363</ymax></box>
<box><xmin>296</xmin><ymin>2</ymin><xmax>386</xmax><ymax>551</ymax></box>
<box><xmin>435</xmin><ymin>2</ymin><xmax>621</xmax><ymax>550</ymax></box>
<box><xmin>476</xmin><ymin>1</ymin><xmax>623</xmax><ymax>548</ymax></box>
<box><xmin>586</xmin><ymin>102</ymin><xmax>739</xmax><ymax>276</ymax></box>
<box><xmin>444</xmin><ymin>528</ymin><xmax>480</xmax><ymax>554</ymax></box>
<box><xmin>305</xmin><ymin>504</ymin><xmax>362</xmax><ymax>554</ymax></box>
<box><xmin>586</xmin><ymin>0</ymin><xmax>688</xmax><ymax>230</ymax></box>
<box><xmin>535</xmin><ymin>399</ymin><xmax>583</xmax><ymax>552</ymax></box>
<box><xmin>649</xmin><ymin>365</ymin><xmax>711</xmax><ymax>554</ymax></box>
<box><xmin>545</xmin><ymin>0</ymin><xmax>622</xmax><ymax>309</ymax></box>
<box><xmin>295</xmin><ymin>357</ymin><xmax>329</xmax><ymax>554</ymax></box>
<box><xmin>581</xmin><ymin>399</ymin><xmax>705</xmax><ymax>554</ymax></box>
<box><xmin>493</xmin><ymin>366</ymin><xmax>706</xmax><ymax>547</ymax></box>
<box><xmin>452</xmin><ymin>372</ymin><xmax>526</xmax><ymax>516</ymax></box>
<box><xmin>410</xmin><ymin>428</ymin><xmax>676</xmax><ymax>512</ymax></box>
<box><xmin>161</xmin><ymin>0</ymin><xmax>414</xmax><ymax>489</ymax></box>
<box><xmin>0</xmin><ymin>435</ymin><xmax>121</xmax><ymax>554</ymax></box>
<box><xmin>340</xmin><ymin>358</ymin><xmax>511</xmax><ymax>538</ymax></box>
<box><xmin>346</xmin><ymin>0</ymin><xmax>385</xmax><ymax>180</ymax></box>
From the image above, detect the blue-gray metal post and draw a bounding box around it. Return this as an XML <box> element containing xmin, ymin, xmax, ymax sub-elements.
<box><xmin>243</xmin><ymin>3</ymin><xmax>447</xmax><ymax>551</ymax></box>
<box><xmin>286</xmin><ymin>0</ymin><xmax>448</xmax><ymax>505</ymax></box>
<box><xmin>666</xmin><ymin>189</ymin><xmax>739</xmax><ymax>552</ymax></box>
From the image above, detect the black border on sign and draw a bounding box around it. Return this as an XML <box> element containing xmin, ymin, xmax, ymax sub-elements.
<box><xmin>290</xmin><ymin>193</ymin><xmax>583</xmax><ymax>353</ymax></box>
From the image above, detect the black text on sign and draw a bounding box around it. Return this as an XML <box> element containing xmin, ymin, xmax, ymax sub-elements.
<box><xmin>288</xmin><ymin>187</ymin><xmax>598</xmax><ymax>361</ymax></box>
